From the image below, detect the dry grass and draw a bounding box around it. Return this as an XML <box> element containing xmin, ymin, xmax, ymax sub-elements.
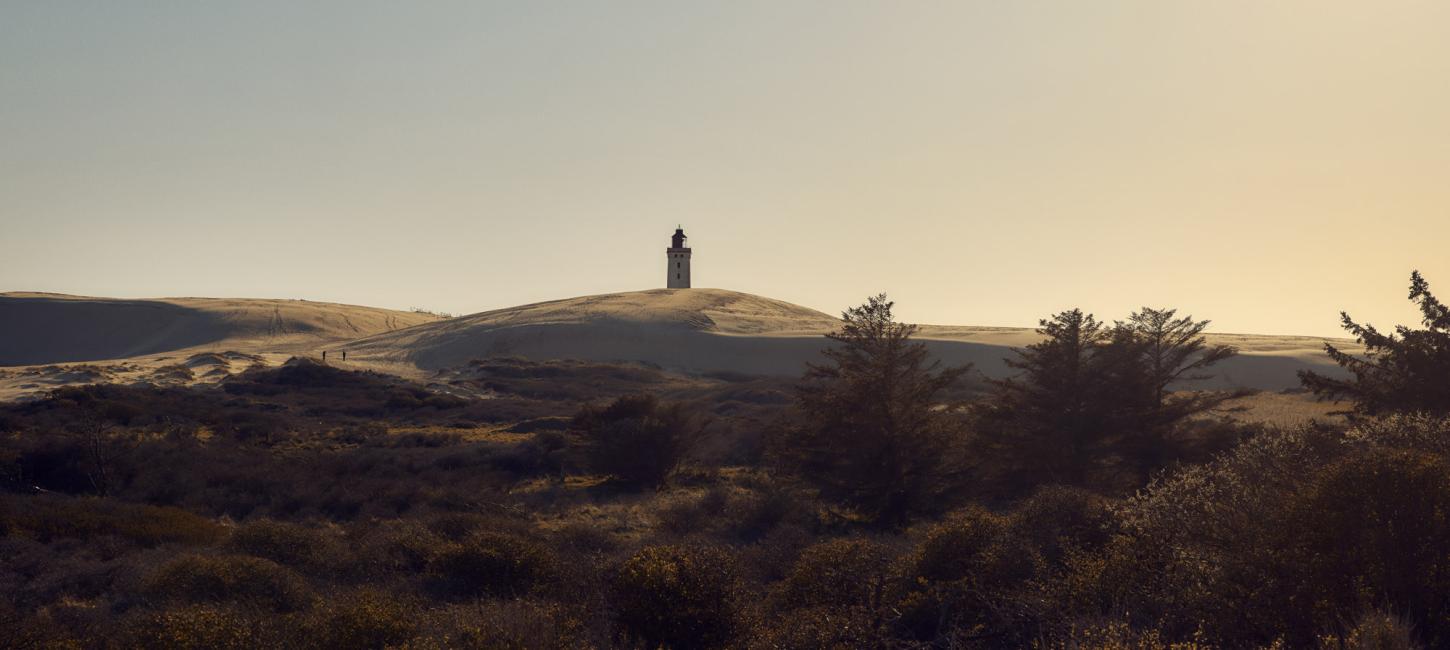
<box><xmin>1220</xmin><ymin>390</ymin><xmax>1348</xmax><ymax>428</ymax></box>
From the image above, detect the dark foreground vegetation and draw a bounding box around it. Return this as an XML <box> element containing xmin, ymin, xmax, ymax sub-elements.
<box><xmin>3</xmin><ymin>272</ymin><xmax>1449</xmax><ymax>648</ymax></box>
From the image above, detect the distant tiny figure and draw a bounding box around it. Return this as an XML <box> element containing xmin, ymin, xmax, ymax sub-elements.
<box><xmin>322</xmin><ymin>350</ymin><xmax>327</xmax><ymax>361</ymax></box>
<box><xmin>342</xmin><ymin>351</ymin><xmax>347</xmax><ymax>361</ymax></box>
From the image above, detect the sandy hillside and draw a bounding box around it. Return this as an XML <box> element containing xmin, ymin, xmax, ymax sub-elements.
<box><xmin>0</xmin><ymin>288</ymin><xmax>1354</xmax><ymax>403</ymax></box>
<box><xmin>0</xmin><ymin>293</ymin><xmax>444</xmax><ymax>401</ymax></box>
<box><xmin>0</xmin><ymin>292</ymin><xmax>442</xmax><ymax>365</ymax></box>
<box><xmin>913</xmin><ymin>326</ymin><xmax>1352</xmax><ymax>392</ymax></box>
<box><xmin>343</xmin><ymin>289</ymin><xmax>840</xmax><ymax>373</ymax></box>
<box><xmin>344</xmin><ymin>288</ymin><xmax>1351</xmax><ymax>391</ymax></box>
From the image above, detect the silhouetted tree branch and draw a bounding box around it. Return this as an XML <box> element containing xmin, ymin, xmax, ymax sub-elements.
<box><xmin>1300</xmin><ymin>271</ymin><xmax>1450</xmax><ymax>416</ymax></box>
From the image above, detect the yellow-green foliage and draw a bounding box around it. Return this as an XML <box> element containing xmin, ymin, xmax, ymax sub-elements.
<box><xmin>1</xmin><ymin>494</ymin><xmax>223</xmax><ymax>547</ymax></box>
<box><xmin>612</xmin><ymin>544</ymin><xmax>742</xmax><ymax>649</ymax></box>
<box><xmin>142</xmin><ymin>554</ymin><xmax>314</xmax><ymax>613</ymax></box>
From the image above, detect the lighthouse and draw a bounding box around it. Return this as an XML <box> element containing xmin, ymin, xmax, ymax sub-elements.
<box><xmin>666</xmin><ymin>226</ymin><xmax>691</xmax><ymax>289</ymax></box>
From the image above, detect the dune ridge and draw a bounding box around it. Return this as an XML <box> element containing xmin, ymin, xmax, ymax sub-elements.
<box><xmin>0</xmin><ymin>288</ymin><xmax>1353</xmax><ymax>400</ymax></box>
<box><xmin>342</xmin><ymin>288</ymin><xmax>1350</xmax><ymax>390</ymax></box>
<box><xmin>0</xmin><ymin>292</ymin><xmax>442</xmax><ymax>367</ymax></box>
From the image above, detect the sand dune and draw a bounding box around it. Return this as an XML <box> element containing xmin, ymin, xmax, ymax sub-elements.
<box><xmin>344</xmin><ymin>288</ymin><xmax>1350</xmax><ymax>391</ymax></box>
<box><xmin>0</xmin><ymin>292</ymin><xmax>442</xmax><ymax>366</ymax></box>
<box><xmin>0</xmin><ymin>288</ymin><xmax>1352</xmax><ymax>401</ymax></box>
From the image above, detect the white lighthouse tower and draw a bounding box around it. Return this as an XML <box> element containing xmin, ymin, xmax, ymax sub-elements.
<box><xmin>666</xmin><ymin>226</ymin><xmax>691</xmax><ymax>289</ymax></box>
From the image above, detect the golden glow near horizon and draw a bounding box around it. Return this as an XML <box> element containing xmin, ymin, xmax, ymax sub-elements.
<box><xmin>2</xmin><ymin>2</ymin><xmax>1447</xmax><ymax>337</ymax></box>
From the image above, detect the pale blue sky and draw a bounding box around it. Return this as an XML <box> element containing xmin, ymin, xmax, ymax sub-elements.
<box><xmin>3</xmin><ymin>2</ymin><xmax>1448</xmax><ymax>336</ymax></box>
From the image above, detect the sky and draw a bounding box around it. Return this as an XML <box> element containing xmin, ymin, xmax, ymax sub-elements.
<box><xmin>2</xmin><ymin>2</ymin><xmax>1448</xmax><ymax>338</ymax></box>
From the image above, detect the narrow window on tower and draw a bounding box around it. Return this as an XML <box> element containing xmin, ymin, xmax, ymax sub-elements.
<box><xmin>676</xmin><ymin>262</ymin><xmax>680</xmax><ymax>268</ymax></box>
<box><xmin>676</xmin><ymin>273</ymin><xmax>680</xmax><ymax>279</ymax></box>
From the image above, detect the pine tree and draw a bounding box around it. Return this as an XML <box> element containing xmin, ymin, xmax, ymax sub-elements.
<box><xmin>1121</xmin><ymin>308</ymin><xmax>1238</xmax><ymax>408</ymax></box>
<box><xmin>975</xmin><ymin>309</ymin><xmax>1115</xmax><ymax>489</ymax></box>
<box><xmin>976</xmin><ymin>307</ymin><xmax>1241</xmax><ymax>492</ymax></box>
<box><xmin>1300</xmin><ymin>271</ymin><xmax>1450</xmax><ymax>416</ymax></box>
<box><xmin>772</xmin><ymin>294</ymin><xmax>970</xmax><ymax>528</ymax></box>
<box><xmin>1113</xmin><ymin>308</ymin><xmax>1241</xmax><ymax>483</ymax></box>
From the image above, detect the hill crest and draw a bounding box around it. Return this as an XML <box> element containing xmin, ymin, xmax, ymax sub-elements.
<box><xmin>0</xmin><ymin>292</ymin><xmax>442</xmax><ymax>366</ymax></box>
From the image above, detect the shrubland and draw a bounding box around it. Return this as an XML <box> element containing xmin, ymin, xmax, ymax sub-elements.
<box><xmin>2</xmin><ymin>272</ymin><xmax>1448</xmax><ymax>648</ymax></box>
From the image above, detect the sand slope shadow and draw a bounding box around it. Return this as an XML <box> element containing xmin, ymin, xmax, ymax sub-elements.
<box><xmin>0</xmin><ymin>295</ymin><xmax>232</xmax><ymax>366</ymax></box>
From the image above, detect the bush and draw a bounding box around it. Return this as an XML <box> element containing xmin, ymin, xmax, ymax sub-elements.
<box><xmin>426</xmin><ymin>531</ymin><xmax>556</xmax><ymax>599</ymax></box>
<box><xmin>229</xmin><ymin>519</ymin><xmax>327</xmax><ymax>568</ymax></box>
<box><xmin>141</xmin><ymin>555</ymin><xmax>314</xmax><ymax>613</ymax></box>
<box><xmin>1283</xmin><ymin>448</ymin><xmax>1450</xmax><ymax>646</ymax></box>
<box><xmin>1050</xmin><ymin>620</ymin><xmax>1202</xmax><ymax>650</ymax></box>
<box><xmin>1073</xmin><ymin>422</ymin><xmax>1450</xmax><ymax>647</ymax></box>
<box><xmin>119</xmin><ymin>604</ymin><xmax>270</xmax><ymax>650</ymax></box>
<box><xmin>13</xmin><ymin>438</ymin><xmax>112</xmax><ymax>495</ymax></box>
<box><xmin>263</xmin><ymin>359</ymin><xmax>374</xmax><ymax>389</ymax></box>
<box><xmin>398</xmin><ymin>430</ymin><xmax>462</xmax><ymax>447</ymax></box>
<box><xmin>352</xmin><ymin>520</ymin><xmax>446</xmax><ymax>574</ymax></box>
<box><xmin>574</xmin><ymin>394</ymin><xmax>703</xmax><ymax>489</ymax></box>
<box><xmin>894</xmin><ymin>507</ymin><xmax>1036</xmax><ymax>644</ymax></box>
<box><xmin>2</xmin><ymin>494</ymin><xmax>223</xmax><ymax>547</ymax></box>
<box><xmin>1326</xmin><ymin>610</ymin><xmax>1423</xmax><ymax>650</ymax></box>
<box><xmin>227</xmin><ymin>412</ymin><xmax>291</xmax><ymax>443</ymax></box>
<box><xmin>655</xmin><ymin>488</ymin><xmax>729</xmax><ymax>537</ymax></box>
<box><xmin>296</xmin><ymin>588</ymin><xmax>419</xmax><ymax>649</ymax></box>
<box><xmin>612</xmin><ymin>544</ymin><xmax>742</xmax><ymax>649</ymax></box>
<box><xmin>1007</xmin><ymin>485</ymin><xmax>1113</xmax><ymax>564</ymax></box>
<box><xmin>490</xmin><ymin>432</ymin><xmax>570</xmax><ymax>477</ymax></box>
<box><xmin>529</xmin><ymin>430</ymin><xmax>570</xmax><ymax>479</ymax></box>
<box><xmin>1346</xmin><ymin>413</ymin><xmax>1450</xmax><ymax>456</ymax></box>
<box><xmin>748</xmin><ymin>605</ymin><xmax>893</xmax><ymax>650</ymax></box>
<box><xmin>906</xmin><ymin>507</ymin><xmax>1018</xmax><ymax>585</ymax></box>
<box><xmin>721</xmin><ymin>484</ymin><xmax>801</xmax><ymax>542</ymax></box>
<box><xmin>755</xmin><ymin>537</ymin><xmax>900</xmax><ymax>648</ymax></box>
<box><xmin>548</xmin><ymin>521</ymin><xmax>620</xmax><ymax>555</ymax></box>
<box><xmin>772</xmin><ymin>537</ymin><xmax>896</xmax><ymax>612</ymax></box>
<box><xmin>425</xmin><ymin>512</ymin><xmax>497</xmax><ymax>541</ymax></box>
<box><xmin>430</xmin><ymin>599</ymin><xmax>590</xmax><ymax>650</ymax></box>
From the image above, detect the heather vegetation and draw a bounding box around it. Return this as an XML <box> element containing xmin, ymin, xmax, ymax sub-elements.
<box><xmin>3</xmin><ymin>273</ymin><xmax>1449</xmax><ymax>648</ymax></box>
